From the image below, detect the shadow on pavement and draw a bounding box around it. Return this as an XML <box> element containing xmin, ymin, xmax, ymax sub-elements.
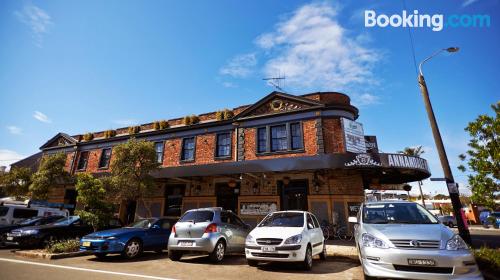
<box><xmin>256</xmin><ymin>257</ymin><xmax>360</xmax><ymax>275</ymax></box>
<box><xmin>177</xmin><ymin>254</ymin><xmax>247</xmax><ymax>266</ymax></box>
<box><xmin>87</xmin><ymin>251</ymin><xmax>170</xmax><ymax>263</ymax></box>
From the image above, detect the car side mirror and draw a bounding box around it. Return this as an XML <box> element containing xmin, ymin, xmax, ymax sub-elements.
<box><xmin>348</xmin><ymin>217</ymin><xmax>358</xmax><ymax>224</ymax></box>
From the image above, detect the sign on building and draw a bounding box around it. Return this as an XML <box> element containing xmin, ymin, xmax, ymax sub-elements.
<box><xmin>342</xmin><ymin>118</ymin><xmax>366</xmax><ymax>153</ymax></box>
<box><xmin>364</xmin><ymin>135</ymin><xmax>378</xmax><ymax>153</ymax></box>
<box><xmin>240</xmin><ymin>202</ymin><xmax>278</xmax><ymax>216</ymax></box>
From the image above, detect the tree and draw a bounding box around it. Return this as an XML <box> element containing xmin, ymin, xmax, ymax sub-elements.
<box><xmin>0</xmin><ymin>167</ymin><xmax>33</xmax><ymax>199</ymax></box>
<box><xmin>397</xmin><ymin>146</ymin><xmax>425</xmax><ymax>157</ymax></box>
<box><xmin>29</xmin><ymin>153</ymin><xmax>71</xmax><ymax>200</ymax></box>
<box><xmin>74</xmin><ymin>173</ymin><xmax>114</xmax><ymax>232</ymax></box>
<box><xmin>109</xmin><ymin>139</ymin><xmax>160</xmax><ymax>218</ymax></box>
<box><xmin>458</xmin><ymin>102</ymin><xmax>499</xmax><ymax>210</ymax></box>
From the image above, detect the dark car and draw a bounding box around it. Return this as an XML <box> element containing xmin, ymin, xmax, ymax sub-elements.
<box><xmin>0</xmin><ymin>215</ymin><xmax>64</xmax><ymax>247</ymax></box>
<box><xmin>80</xmin><ymin>217</ymin><xmax>176</xmax><ymax>259</ymax></box>
<box><xmin>6</xmin><ymin>216</ymin><xmax>122</xmax><ymax>248</ymax></box>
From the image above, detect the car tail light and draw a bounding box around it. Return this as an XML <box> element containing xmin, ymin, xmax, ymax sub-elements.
<box><xmin>204</xmin><ymin>223</ymin><xmax>217</xmax><ymax>233</ymax></box>
<box><xmin>172</xmin><ymin>224</ymin><xmax>177</xmax><ymax>234</ymax></box>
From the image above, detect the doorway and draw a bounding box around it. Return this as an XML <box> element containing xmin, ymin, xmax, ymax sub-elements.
<box><xmin>164</xmin><ymin>184</ymin><xmax>185</xmax><ymax>217</ymax></box>
<box><xmin>64</xmin><ymin>189</ymin><xmax>77</xmax><ymax>215</ymax></box>
<box><xmin>216</xmin><ymin>182</ymin><xmax>239</xmax><ymax>212</ymax></box>
<box><xmin>280</xmin><ymin>179</ymin><xmax>308</xmax><ymax>211</ymax></box>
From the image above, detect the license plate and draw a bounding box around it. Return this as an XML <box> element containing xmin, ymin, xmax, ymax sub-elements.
<box><xmin>179</xmin><ymin>241</ymin><xmax>194</xmax><ymax>247</ymax></box>
<box><xmin>6</xmin><ymin>236</ymin><xmax>13</xmax><ymax>241</ymax></box>
<box><xmin>262</xmin><ymin>246</ymin><xmax>276</xmax><ymax>252</ymax></box>
<box><xmin>408</xmin><ymin>259</ymin><xmax>436</xmax><ymax>266</ymax></box>
<box><xmin>82</xmin><ymin>241</ymin><xmax>91</xmax><ymax>247</ymax></box>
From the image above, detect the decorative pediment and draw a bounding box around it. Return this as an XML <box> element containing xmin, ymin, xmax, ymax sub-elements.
<box><xmin>235</xmin><ymin>91</ymin><xmax>324</xmax><ymax>119</ymax></box>
<box><xmin>40</xmin><ymin>133</ymin><xmax>77</xmax><ymax>149</ymax></box>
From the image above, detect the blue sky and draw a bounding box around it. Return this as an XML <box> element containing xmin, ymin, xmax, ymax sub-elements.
<box><xmin>0</xmin><ymin>0</ymin><xmax>498</xmax><ymax>196</ymax></box>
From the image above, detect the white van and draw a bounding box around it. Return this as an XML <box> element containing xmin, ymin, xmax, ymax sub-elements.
<box><xmin>0</xmin><ymin>204</ymin><xmax>69</xmax><ymax>225</ymax></box>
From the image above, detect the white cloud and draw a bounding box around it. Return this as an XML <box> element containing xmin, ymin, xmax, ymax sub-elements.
<box><xmin>6</xmin><ymin>126</ymin><xmax>22</xmax><ymax>135</ymax></box>
<box><xmin>33</xmin><ymin>111</ymin><xmax>51</xmax><ymax>123</ymax></box>
<box><xmin>112</xmin><ymin>119</ymin><xmax>138</xmax><ymax>126</ymax></box>
<box><xmin>15</xmin><ymin>3</ymin><xmax>53</xmax><ymax>47</ymax></box>
<box><xmin>462</xmin><ymin>0</ymin><xmax>478</xmax><ymax>7</ymax></box>
<box><xmin>255</xmin><ymin>2</ymin><xmax>380</xmax><ymax>92</ymax></box>
<box><xmin>0</xmin><ymin>149</ymin><xmax>25</xmax><ymax>171</ymax></box>
<box><xmin>351</xmin><ymin>93</ymin><xmax>380</xmax><ymax>106</ymax></box>
<box><xmin>221</xmin><ymin>82</ymin><xmax>238</xmax><ymax>88</ymax></box>
<box><xmin>219</xmin><ymin>53</ymin><xmax>257</xmax><ymax>78</ymax></box>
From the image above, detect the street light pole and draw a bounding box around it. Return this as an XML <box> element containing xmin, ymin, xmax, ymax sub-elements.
<box><xmin>417</xmin><ymin>47</ymin><xmax>472</xmax><ymax>244</ymax></box>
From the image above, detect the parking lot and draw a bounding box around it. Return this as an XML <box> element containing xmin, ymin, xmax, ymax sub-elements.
<box><xmin>0</xmin><ymin>249</ymin><xmax>363</xmax><ymax>280</ymax></box>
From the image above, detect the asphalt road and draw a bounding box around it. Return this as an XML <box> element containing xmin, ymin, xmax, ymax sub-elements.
<box><xmin>453</xmin><ymin>227</ymin><xmax>500</xmax><ymax>249</ymax></box>
<box><xmin>0</xmin><ymin>249</ymin><xmax>363</xmax><ymax>280</ymax></box>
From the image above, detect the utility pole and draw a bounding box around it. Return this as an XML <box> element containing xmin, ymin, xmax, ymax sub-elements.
<box><xmin>417</xmin><ymin>47</ymin><xmax>471</xmax><ymax>244</ymax></box>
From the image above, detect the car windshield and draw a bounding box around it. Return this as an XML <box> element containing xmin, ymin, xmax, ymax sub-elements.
<box><xmin>19</xmin><ymin>216</ymin><xmax>42</xmax><ymax>225</ymax></box>
<box><xmin>52</xmin><ymin>216</ymin><xmax>80</xmax><ymax>226</ymax></box>
<box><xmin>126</xmin><ymin>218</ymin><xmax>156</xmax><ymax>228</ymax></box>
<box><xmin>259</xmin><ymin>212</ymin><xmax>304</xmax><ymax>227</ymax></box>
<box><xmin>179</xmin><ymin>210</ymin><xmax>214</xmax><ymax>223</ymax></box>
<box><xmin>363</xmin><ymin>203</ymin><xmax>439</xmax><ymax>224</ymax></box>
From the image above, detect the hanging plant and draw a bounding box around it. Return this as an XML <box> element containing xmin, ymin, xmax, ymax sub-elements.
<box><xmin>216</xmin><ymin>109</ymin><xmax>234</xmax><ymax>121</ymax></box>
<box><xmin>183</xmin><ymin>115</ymin><xmax>199</xmax><ymax>125</ymax></box>
<box><xmin>153</xmin><ymin>120</ymin><xmax>169</xmax><ymax>130</ymax></box>
<box><xmin>83</xmin><ymin>133</ymin><xmax>94</xmax><ymax>141</ymax></box>
<box><xmin>104</xmin><ymin>130</ymin><xmax>116</xmax><ymax>138</ymax></box>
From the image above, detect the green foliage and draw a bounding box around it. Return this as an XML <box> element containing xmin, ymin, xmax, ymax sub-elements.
<box><xmin>183</xmin><ymin>115</ymin><xmax>200</xmax><ymax>125</ymax></box>
<box><xmin>74</xmin><ymin>173</ymin><xmax>114</xmax><ymax>232</ymax></box>
<box><xmin>128</xmin><ymin>126</ymin><xmax>141</xmax><ymax>135</ymax></box>
<box><xmin>153</xmin><ymin>120</ymin><xmax>169</xmax><ymax>130</ymax></box>
<box><xmin>0</xmin><ymin>167</ymin><xmax>32</xmax><ymax>198</ymax></box>
<box><xmin>473</xmin><ymin>247</ymin><xmax>500</xmax><ymax>270</ymax></box>
<box><xmin>83</xmin><ymin>133</ymin><xmax>94</xmax><ymax>141</ymax></box>
<box><xmin>45</xmin><ymin>239</ymin><xmax>80</xmax><ymax>253</ymax></box>
<box><xmin>459</xmin><ymin>102</ymin><xmax>499</xmax><ymax>210</ymax></box>
<box><xmin>216</xmin><ymin>109</ymin><xmax>234</xmax><ymax>121</ymax></box>
<box><xmin>104</xmin><ymin>130</ymin><xmax>116</xmax><ymax>138</ymax></box>
<box><xmin>109</xmin><ymin>139</ymin><xmax>160</xmax><ymax>209</ymax></box>
<box><xmin>29</xmin><ymin>153</ymin><xmax>71</xmax><ymax>200</ymax></box>
<box><xmin>397</xmin><ymin>146</ymin><xmax>425</xmax><ymax>157</ymax></box>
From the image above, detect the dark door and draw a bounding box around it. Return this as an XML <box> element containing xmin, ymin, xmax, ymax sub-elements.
<box><xmin>216</xmin><ymin>183</ymin><xmax>239</xmax><ymax>212</ymax></box>
<box><xmin>125</xmin><ymin>201</ymin><xmax>137</xmax><ymax>225</ymax></box>
<box><xmin>281</xmin><ymin>179</ymin><xmax>308</xmax><ymax>211</ymax></box>
<box><xmin>64</xmin><ymin>189</ymin><xmax>77</xmax><ymax>215</ymax></box>
<box><xmin>164</xmin><ymin>184</ymin><xmax>185</xmax><ymax>217</ymax></box>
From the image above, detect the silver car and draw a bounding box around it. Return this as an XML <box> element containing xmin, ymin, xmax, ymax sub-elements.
<box><xmin>168</xmin><ymin>207</ymin><xmax>251</xmax><ymax>263</ymax></box>
<box><xmin>438</xmin><ymin>215</ymin><xmax>458</xmax><ymax>228</ymax></box>
<box><xmin>350</xmin><ymin>201</ymin><xmax>482</xmax><ymax>280</ymax></box>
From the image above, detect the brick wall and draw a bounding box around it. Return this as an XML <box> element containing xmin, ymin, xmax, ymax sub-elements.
<box><xmin>322</xmin><ymin>118</ymin><xmax>344</xmax><ymax>153</ymax></box>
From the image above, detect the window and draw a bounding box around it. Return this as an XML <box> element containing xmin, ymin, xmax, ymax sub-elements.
<box><xmin>98</xmin><ymin>148</ymin><xmax>112</xmax><ymax>168</ymax></box>
<box><xmin>179</xmin><ymin>210</ymin><xmax>214</xmax><ymax>223</ymax></box>
<box><xmin>13</xmin><ymin>208</ymin><xmax>38</xmax><ymax>219</ymax></box>
<box><xmin>290</xmin><ymin>123</ymin><xmax>303</xmax><ymax>150</ymax></box>
<box><xmin>181</xmin><ymin>137</ymin><xmax>195</xmax><ymax>161</ymax></box>
<box><xmin>216</xmin><ymin>133</ymin><xmax>231</xmax><ymax>158</ymax></box>
<box><xmin>0</xmin><ymin>206</ymin><xmax>9</xmax><ymax>216</ymax></box>
<box><xmin>155</xmin><ymin>142</ymin><xmax>164</xmax><ymax>164</ymax></box>
<box><xmin>271</xmin><ymin>124</ymin><xmax>288</xmax><ymax>152</ymax></box>
<box><xmin>257</xmin><ymin>127</ymin><xmax>267</xmax><ymax>153</ymax></box>
<box><xmin>77</xmin><ymin>151</ymin><xmax>89</xmax><ymax>170</ymax></box>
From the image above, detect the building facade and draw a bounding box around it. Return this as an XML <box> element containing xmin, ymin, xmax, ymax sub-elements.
<box><xmin>35</xmin><ymin>91</ymin><xmax>431</xmax><ymax>227</ymax></box>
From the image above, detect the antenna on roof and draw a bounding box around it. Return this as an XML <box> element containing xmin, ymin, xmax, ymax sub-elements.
<box><xmin>263</xmin><ymin>72</ymin><xmax>286</xmax><ymax>92</ymax></box>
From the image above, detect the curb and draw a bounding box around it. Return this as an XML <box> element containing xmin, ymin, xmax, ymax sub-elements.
<box><xmin>14</xmin><ymin>250</ymin><xmax>91</xmax><ymax>260</ymax></box>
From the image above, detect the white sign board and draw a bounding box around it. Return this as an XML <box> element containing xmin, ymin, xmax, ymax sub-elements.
<box><xmin>240</xmin><ymin>202</ymin><xmax>278</xmax><ymax>216</ymax></box>
<box><xmin>342</xmin><ymin>118</ymin><xmax>366</xmax><ymax>153</ymax></box>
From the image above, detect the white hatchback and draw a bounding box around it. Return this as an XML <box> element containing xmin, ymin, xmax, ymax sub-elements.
<box><xmin>245</xmin><ymin>211</ymin><xmax>326</xmax><ymax>270</ymax></box>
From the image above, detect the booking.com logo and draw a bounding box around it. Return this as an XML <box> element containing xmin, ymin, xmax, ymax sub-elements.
<box><xmin>365</xmin><ymin>10</ymin><xmax>490</xmax><ymax>31</ymax></box>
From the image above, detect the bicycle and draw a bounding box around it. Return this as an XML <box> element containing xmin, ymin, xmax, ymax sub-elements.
<box><xmin>320</xmin><ymin>221</ymin><xmax>353</xmax><ymax>241</ymax></box>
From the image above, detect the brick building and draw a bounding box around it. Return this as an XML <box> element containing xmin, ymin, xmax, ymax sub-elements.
<box><xmin>33</xmin><ymin>91</ymin><xmax>430</xmax><ymax>226</ymax></box>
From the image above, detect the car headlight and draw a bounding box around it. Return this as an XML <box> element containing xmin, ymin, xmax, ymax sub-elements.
<box><xmin>245</xmin><ymin>234</ymin><xmax>255</xmax><ymax>245</ymax></box>
<box><xmin>361</xmin><ymin>233</ymin><xmax>388</xmax><ymax>249</ymax></box>
<box><xmin>446</xmin><ymin>234</ymin><xmax>468</xmax><ymax>250</ymax></box>
<box><xmin>284</xmin><ymin>234</ymin><xmax>302</xmax><ymax>244</ymax></box>
<box><xmin>20</xmin><ymin>229</ymin><xmax>39</xmax><ymax>236</ymax></box>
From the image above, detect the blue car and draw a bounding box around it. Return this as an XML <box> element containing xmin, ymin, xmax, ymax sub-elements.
<box><xmin>80</xmin><ymin>217</ymin><xmax>176</xmax><ymax>259</ymax></box>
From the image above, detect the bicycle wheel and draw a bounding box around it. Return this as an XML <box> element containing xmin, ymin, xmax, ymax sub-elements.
<box><xmin>337</xmin><ymin>226</ymin><xmax>349</xmax><ymax>241</ymax></box>
<box><xmin>321</xmin><ymin>226</ymin><xmax>330</xmax><ymax>240</ymax></box>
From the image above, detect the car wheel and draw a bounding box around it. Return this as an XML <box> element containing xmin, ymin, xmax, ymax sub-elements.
<box><xmin>94</xmin><ymin>253</ymin><xmax>107</xmax><ymax>259</ymax></box>
<box><xmin>209</xmin><ymin>240</ymin><xmax>226</xmax><ymax>263</ymax></box>
<box><xmin>169</xmin><ymin>250</ymin><xmax>183</xmax><ymax>261</ymax></box>
<box><xmin>319</xmin><ymin>243</ymin><xmax>327</xmax><ymax>260</ymax></box>
<box><xmin>302</xmin><ymin>245</ymin><xmax>313</xmax><ymax>271</ymax></box>
<box><xmin>122</xmin><ymin>239</ymin><xmax>142</xmax><ymax>259</ymax></box>
<box><xmin>247</xmin><ymin>259</ymin><xmax>258</xmax><ymax>267</ymax></box>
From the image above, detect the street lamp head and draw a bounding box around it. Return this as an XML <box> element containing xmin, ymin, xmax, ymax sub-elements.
<box><xmin>445</xmin><ymin>47</ymin><xmax>460</xmax><ymax>53</ymax></box>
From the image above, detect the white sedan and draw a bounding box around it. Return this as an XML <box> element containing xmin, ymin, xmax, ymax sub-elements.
<box><xmin>244</xmin><ymin>210</ymin><xmax>326</xmax><ymax>270</ymax></box>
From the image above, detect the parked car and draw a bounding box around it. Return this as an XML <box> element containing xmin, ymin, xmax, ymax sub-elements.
<box><xmin>0</xmin><ymin>215</ymin><xmax>64</xmax><ymax>247</ymax></box>
<box><xmin>168</xmin><ymin>207</ymin><xmax>251</xmax><ymax>263</ymax></box>
<box><xmin>245</xmin><ymin>211</ymin><xmax>326</xmax><ymax>270</ymax></box>
<box><xmin>80</xmin><ymin>217</ymin><xmax>176</xmax><ymax>259</ymax></box>
<box><xmin>437</xmin><ymin>215</ymin><xmax>457</xmax><ymax>228</ymax></box>
<box><xmin>351</xmin><ymin>201</ymin><xmax>482</xmax><ymax>280</ymax></box>
<box><xmin>479</xmin><ymin>211</ymin><xmax>500</xmax><ymax>228</ymax></box>
<box><xmin>5</xmin><ymin>216</ymin><xmax>122</xmax><ymax>248</ymax></box>
<box><xmin>0</xmin><ymin>203</ymin><xmax>68</xmax><ymax>226</ymax></box>
<box><xmin>479</xmin><ymin>211</ymin><xmax>491</xmax><ymax>226</ymax></box>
